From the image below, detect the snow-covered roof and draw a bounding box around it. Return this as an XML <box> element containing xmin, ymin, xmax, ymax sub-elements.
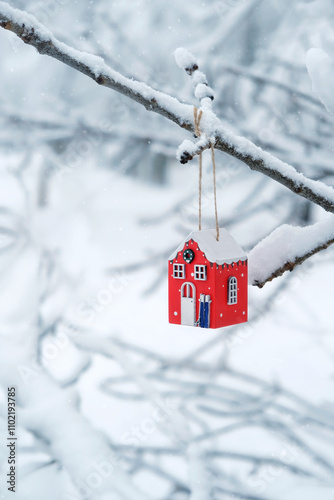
<box><xmin>169</xmin><ymin>228</ymin><xmax>247</xmax><ymax>265</ymax></box>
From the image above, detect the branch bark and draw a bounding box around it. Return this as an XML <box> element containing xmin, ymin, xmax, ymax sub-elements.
<box><xmin>1</xmin><ymin>2</ymin><xmax>334</xmax><ymax>213</ymax></box>
<box><xmin>2</xmin><ymin>2</ymin><xmax>334</xmax><ymax>286</ymax></box>
<box><xmin>252</xmin><ymin>236</ymin><xmax>334</xmax><ymax>287</ymax></box>
<box><xmin>249</xmin><ymin>218</ymin><xmax>334</xmax><ymax>287</ymax></box>
<box><xmin>0</xmin><ymin>3</ymin><xmax>194</xmax><ymax>129</ymax></box>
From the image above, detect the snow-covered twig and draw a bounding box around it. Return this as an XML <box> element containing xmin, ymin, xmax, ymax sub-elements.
<box><xmin>249</xmin><ymin>217</ymin><xmax>334</xmax><ymax>287</ymax></box>
<box><xmin>0</xmin><ymin>2</ymin><xmax>193</xmax><ymax>129</ymax></box>
<box><xmin>2</xmin><ymin>2</ymin><xmax>334</xmax><ymax>218</ymax></box>
<box><xmin>174</xmin><ymin>47</ymin><xmax>214</xmax><ymax>111</ymax></box>
<box><xmin>176</xmin><ymin>137</ymin><xmax>211</xmax><ymax>164</ymax></box>
<box><xmin>174</xmin><ymin>47</ymin><xmax>214</xmax><ymax>164</ymax></box>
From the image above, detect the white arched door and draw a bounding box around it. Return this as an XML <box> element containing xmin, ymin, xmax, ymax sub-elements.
<box><xmin>181</xmin><ymin>282</ymin><xmax>196</xmax><ymax>326</ymax></box>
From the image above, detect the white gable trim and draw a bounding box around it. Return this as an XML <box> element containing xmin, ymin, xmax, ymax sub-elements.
<box><xmin>169</xmin><ymin>228</ymin><xmax>247</xmax><ymax>265</ymax></box>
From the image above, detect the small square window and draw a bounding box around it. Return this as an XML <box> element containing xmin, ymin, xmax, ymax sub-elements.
<box><xmin>194</xmin><ymin>265</ymin><xmax>207</xmax><ymax>281</ymax></box>
<box><xmin>173</xmin><ymin>264</ymin><xmax>185</xmax><ymax>279</ymax></box>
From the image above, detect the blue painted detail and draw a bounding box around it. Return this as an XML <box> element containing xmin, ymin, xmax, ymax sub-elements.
<box><xmin>200</xmin><ymin>295</ymin><xmax>205</xmax><ymax>328</ymax></box>
<box><xmin>198</xmin><ymin>294</ymin><xmax>211</xmax><ymax>328</ymax></box>
<box><xmin>204</xmin><ymin>302</ymin><xmax>209</xmax><ymax>328</ymax></box>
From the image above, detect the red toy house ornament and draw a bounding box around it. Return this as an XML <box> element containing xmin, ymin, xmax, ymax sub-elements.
<box><xmin>168</xmin><ymin>228</ymin><xmax>248</xmax><ymax>329</ymax></box>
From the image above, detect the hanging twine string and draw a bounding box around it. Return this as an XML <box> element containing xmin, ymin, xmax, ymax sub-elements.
<box><xmin>193</xmin><ymin>107</ymin><xmax>220</xmax><ymax>241</ymax></box>
<box><xmin>211</xmin><ymin>144</ymin><xmax>220</xmax><ymax>241</ymax></box>
<box><xmin>194</xmin><ymin>107</ymin><xmax>203</xmax><ymax>231</ymax></box>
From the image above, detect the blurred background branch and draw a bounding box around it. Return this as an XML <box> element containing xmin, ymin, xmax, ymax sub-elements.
<box><xmin>0</xmin><ymin>1</ymin><xmax>334</xmax><ymax>499</ymax></box>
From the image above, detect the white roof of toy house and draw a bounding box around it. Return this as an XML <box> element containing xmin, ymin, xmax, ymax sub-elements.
<box><xmin>169</xmin><ymin>228</ymin><xmax>247</xmax><ymax>265</ymax></box>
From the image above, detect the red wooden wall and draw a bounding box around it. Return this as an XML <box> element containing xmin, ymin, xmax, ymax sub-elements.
<box><xmin>168</xmin><ymin>238</ymin><xmax>247</xmax><ymax>329</ymax></box>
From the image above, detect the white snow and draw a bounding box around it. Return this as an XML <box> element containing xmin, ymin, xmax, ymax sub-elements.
<box><xmin>174</xmin><ymin>48</ymin><xmax>214</xmax><ymax>111</ymax></box>
<box><xmin>306</xmin><ymin>48</ymin><xmax>334</xmax><ymax>114</ymax></box>
<box><xmin>174</xmin><ymin>47</ymin><xmax>198</xmax><ymax>70</ymax></box>
<box><xmin>2</xmin><ymin>1</ymin><xmax>334</xmax><ymax>215</ymax></box>
<box><xmin>0</xmin><ymin>2</ymin><xmax>194</xmax><ymax>130</ymax></box>
<box><xmin>249</xmin><ymin>216</ymin><xmax>334</xmax><ymax>284</ymax></box>
<box><xmin>1</xmin><ymin>3</ymin><xmax>334</xmax><ymax>499</ymax></box>
<box><xmin>176</xmin><ymin>137</ymin><xmax>208</xmax><ymax>162</ymax></box>
<box><xmin>194</xmin><ymin>83</ymin><xmax>214</xmax><ymax>101</ymax></box>
<box><xmin>176</xmin><ymin>139</ymin><xmax>198</xmax><ymax>161</ymax></box>
<box><xmin>0</xmin><ymin>1</ymin><xmax>51</xmax><ymax>41</ymax></box>
<box><xmin>192</xmin><ymin>71</ymin><xmax>207</xmax><ymax>86</ymax></box>
<box><xmin>169</xmin><ymin>228</ymin><xmax>247</xmax><ymax>264</ymax></box>
<box><xmin>199</xmin><ymin>108</ymin><xmax>334</xmax><ymax>207</ymax></box>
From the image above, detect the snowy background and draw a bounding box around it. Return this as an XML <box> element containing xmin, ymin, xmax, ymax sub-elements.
<box><xmin>0</xmin><ymin>0</ymin><xmax>334</xmax><ymax>499</ymax></box>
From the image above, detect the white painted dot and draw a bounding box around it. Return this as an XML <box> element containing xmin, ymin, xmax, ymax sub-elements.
<box><xmin>174</xmin><ymin>311</ymin><xmax>178</xmax><ymax>316</ymax></box>
<box><xmin>191</xmin><ymin>273</ymin><xmax>194</xmax><ymax>276</ymax></box>
<box><xmin>208</xmin><ymin>287</ymin><xmax>210</xmax><ymax>290</ymax></box>
<box><xmin>220</xmin><ymin>313</ymin><xmax>223</xmax><ymax>317</ymax></box>
<box><xmin>241</xmin><ymin>273</ymin><xmax>244</xmax><ymax>277</ymax></box>
<box><xmin>243</xmin><ymin>311</ymin><xmax>245</xmax><ymax>315</ymax></box>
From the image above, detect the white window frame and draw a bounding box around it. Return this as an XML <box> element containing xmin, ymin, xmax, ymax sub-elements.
<box><xmin>173</xmin><ymin>263</ymin><xmax>185</xmax><ymax>279</ymax></box>
<box><xmin>194</xmin><ymin>265</ymin><xmax>207</xmax><ymax>281</ymax></box>
<box><xmin>228</xmin><ymin>276</ymin><xmax>238</xmax><ymax>304</ymax></box>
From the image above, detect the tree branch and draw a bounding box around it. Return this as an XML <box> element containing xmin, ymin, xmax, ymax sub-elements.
<box><xmin>0</xmin><ymin>2</ymin><xmax>194</xmax><ymax>129</ymax></box>
<box><xmin>1</xmin><ymin>2</ymin><xmax>334</xmax><ymax>216</ymax></box>
<box><xmin>2</xmin><ymin>2</ymin><xmax>334</xmax><ymax>286</ymax></box>
<box><xmin>253</xmin><ymin>238</ymin><xmax>334</xmax><ymax>288</ymax></box>
<box><xmin>249</xmin><ymin>218</ymin><xmax>334</xmax><ymax>287</ymax></box>
<box><xmin>0</xmin><ymin>2</ymin><xmax>334</xmax><ymax>213</ymax></box>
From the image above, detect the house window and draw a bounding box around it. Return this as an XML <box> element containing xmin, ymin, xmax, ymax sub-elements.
<box><xmin>194</xmin><ymin>265</ymin><xmax>207</xmax><ymax>281</ymax></box>
<box><xmin>228</xmin><ymin>276</ymin><xmax>237</xmax><ymax>304</ymax></box>
<box><xmin>173</xmin><ymin>263</ymin><xmax>185</xmax><ymax>279</ymax></box>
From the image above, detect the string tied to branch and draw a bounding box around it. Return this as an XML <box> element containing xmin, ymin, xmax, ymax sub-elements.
<box><xmin>194</xmin><ymin>107</ymin><xmax>220</xmax><ymax>241</ymax></box>
<box><xmin>194</xmin><ymin>107</ymin><xmax>203</xmax><ymax>232</ymax></box>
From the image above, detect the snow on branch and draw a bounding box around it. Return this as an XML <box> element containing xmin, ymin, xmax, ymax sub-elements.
<box><xmin>0</xmin><ymin>2</ymin><xmax>194</xmax><ymax>129</ymax></box>
<box><xmin>175</xmin><ymin>47</ymin><xmax>215</xmax><ymax>163</ymax></box>
<box><xmin>1</xmin><ymin>4</ymin><xmax>334</xmax><ymax>215</ymax></box>
<box><xmin>174</xmin><ymin>47</ymin><xmax>214</xmax><ymax>109</ymax></box>
<box><xmin>173</xmin><ymin>46</ymin><xmax>334</xmax><ymax>217</ymax></box>
<box><xmin>249</xmin><ymin>217</ymin><xmax>334</xmax><ymax>287</ymax></box>
<box><xmin>176</xmin><ymin>137</ymin><xmax>211</xmax><ymax>164</ymax></box>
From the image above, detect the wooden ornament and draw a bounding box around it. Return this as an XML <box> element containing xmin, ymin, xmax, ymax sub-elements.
<box><xmin>168</xmin><ymin>228</ymin><xmax>248</xmax><ymax>329</ymax></box>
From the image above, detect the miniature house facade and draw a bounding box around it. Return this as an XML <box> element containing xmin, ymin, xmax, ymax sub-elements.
<box><xmin>168</xmin><ymin>228</ymin><xmax>248</xmax><ymax>329</ymax></box>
